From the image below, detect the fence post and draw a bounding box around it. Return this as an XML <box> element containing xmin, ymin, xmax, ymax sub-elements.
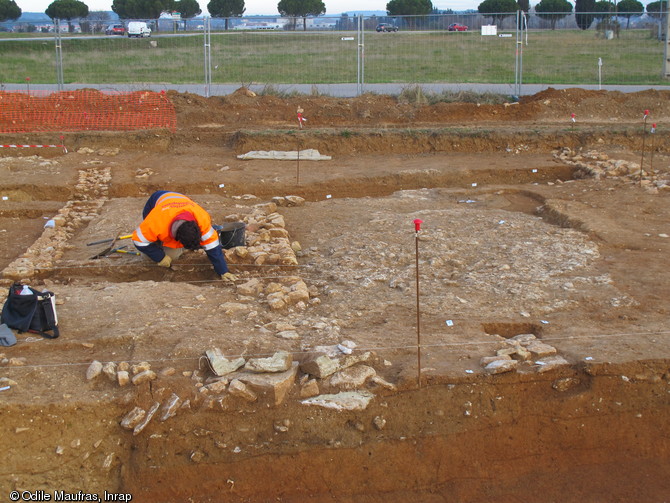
<box><xmin>357</xmin><ymin>15</ymin><xmax>365</xmax><ymax>96</ymax></box>
<box><xmin>54</xmin><ymin>19</ymin><xmax>64</xmax><ymax>91</ymax></box>
<box><xmin>514</xmin><ymin>10</ymin><xmax>526</xmax><ymax>98</ymax></box>
<box><xmin>203</xmin><ymin>17</ymin><xmax>212</xmax><ymax>98</ymax></box>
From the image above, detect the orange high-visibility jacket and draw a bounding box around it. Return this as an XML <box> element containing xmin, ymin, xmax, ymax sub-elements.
<box><xmin>132</xmin><ymin>192</ymin><xmax>219</xmax><ymax>251</ymax></box>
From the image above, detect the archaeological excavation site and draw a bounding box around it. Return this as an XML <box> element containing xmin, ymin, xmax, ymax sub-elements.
<box><xmin>0</xmin><ymin>87</ymin><xmax>669</xmax><ymax>502</ymax></box>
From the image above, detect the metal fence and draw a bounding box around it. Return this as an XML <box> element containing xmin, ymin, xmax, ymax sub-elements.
<box><xmin>1</xmin><ymin>12</ymin><xmax>668</xmax><ymax>96</ymax></box>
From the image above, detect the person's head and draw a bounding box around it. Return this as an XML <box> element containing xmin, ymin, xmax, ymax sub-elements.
<box><xmin>175</xmin><ymin>220</ymin><xmax>201</xmax><ymax>250</ymax></box>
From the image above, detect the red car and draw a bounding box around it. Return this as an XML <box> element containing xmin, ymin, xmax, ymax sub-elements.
<box><xmin>105</xmin><ymin>24</ymin><xmax>126</xmax><ymax>36</ymax></box>
<box><xmin>448</xmin><ymin>23</ymin><xmax>468</xmax><ymax>32</ymax></box>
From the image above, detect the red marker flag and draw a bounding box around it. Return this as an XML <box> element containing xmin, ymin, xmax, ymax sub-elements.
<box><xmin>413</xmin><ymin>219</ymin><xmax>423</xmax><ymax>232</ymax></box>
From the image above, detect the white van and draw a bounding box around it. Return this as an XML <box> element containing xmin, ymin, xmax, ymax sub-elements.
<box><xmin>127</xmin><ymin>21</ymin><xmax>151</xmax><ymax>38</ymax></box>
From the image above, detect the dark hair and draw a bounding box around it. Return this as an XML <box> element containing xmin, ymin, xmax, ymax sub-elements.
<box><xmin>175</xmin><ymin>221</ymin><xmax>202</xmax><ymax>250</ymax></box>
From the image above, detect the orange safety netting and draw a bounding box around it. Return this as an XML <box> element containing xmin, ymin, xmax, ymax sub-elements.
<box><xmin>0</xmin><ymin>90</ymin><xmax>176</xmax><ymax>133</ymax></box>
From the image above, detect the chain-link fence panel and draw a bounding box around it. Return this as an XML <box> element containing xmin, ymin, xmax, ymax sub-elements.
<box><xmin>1</xmin><ymin>13</ymin><xmax>669</xmax><ymax>90</ymax></box>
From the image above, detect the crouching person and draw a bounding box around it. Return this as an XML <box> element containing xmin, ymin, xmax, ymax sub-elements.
<box><xmin>132</xmin><ymin>190</ymin><xmax>236</xmax><ymax>282</ymax></box>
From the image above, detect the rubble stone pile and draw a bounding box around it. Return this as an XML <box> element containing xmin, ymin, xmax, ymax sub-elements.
<box><xmin>554</xmin><ymin>147</ymin><xmax>670</xmax><ymax>191</ymax></box>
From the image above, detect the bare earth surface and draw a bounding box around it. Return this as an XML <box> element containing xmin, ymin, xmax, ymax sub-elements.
<box><xmin>0</xmin><ymin>88</ymin><xmax>669</xmax><ymax>502</ymax></box>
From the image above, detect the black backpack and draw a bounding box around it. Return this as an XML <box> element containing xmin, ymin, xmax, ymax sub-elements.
<box><xmin>1</xmin><ymin>284</ymin><xmax>60</xmax><ymax>339</ymax></box>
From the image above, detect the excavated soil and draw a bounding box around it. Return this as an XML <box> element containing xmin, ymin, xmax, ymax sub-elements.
<box><xmin>1</xmin><ymin>88</ymin><xmax>670</xmax><ymax>502</ymax></box>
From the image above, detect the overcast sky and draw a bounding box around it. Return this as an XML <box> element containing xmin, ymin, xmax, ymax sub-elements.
<box><xmin>16</xmin><ymin>0</ymin><xmax>478</xmax><ymax>16</ymax></box>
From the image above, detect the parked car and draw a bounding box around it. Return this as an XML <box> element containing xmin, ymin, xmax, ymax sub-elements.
<box><xmin>376</xmin><ymin>23</ymin><xmax>398</xmax><ymax>32</ymax></box>
<box><xmin>127</xmin><ymin>21</ymin><xmax>151</xmax><ymax>38</ymax></box>
<box><xmin>105</xmin><ymin>24</ymin><xmax>125</xmax><ymax>36</ymax></box>
<box><xmin>448</xmin><ymin>23</ymin><xmax>468</xmax><ymax>32</ymax></box>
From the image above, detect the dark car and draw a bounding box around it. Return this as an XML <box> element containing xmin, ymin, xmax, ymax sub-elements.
<box><xmin>105</xmin><ymin>24</ymin><xmax>126</xmax><ymax>36</ymax></box>
<box><xmin>376</xmin><ymin>23</ymin><xmax>398</xmax><ymax>32</ymax></box>
<box><xmin>448</xmin><ymin>23</ymin><xmax>468</xmax><ymax>32</ymax></box>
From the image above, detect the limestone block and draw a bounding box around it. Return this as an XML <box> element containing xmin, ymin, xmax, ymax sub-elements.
<box><xmin>267</xmin><ymin>293</ymin><xmax>287</xmax><ymax>310</ymax></box>
<box><xmin>133</xmin><ymin>402</ymin><xmax>160</xmax><ymax>436</ymax></box>
<box><xmin>508</xmin><ymin>333</ymin><xmax>537</xmax><ymax>345</ymax></box>
<box><xmin>536</xmin><ymin>355</ymin><xmax>570</xmax><ymax>373</ymax></box>
<box><xmin>300</xmin><ymin>355</ymin><xmax>339</xmax><ymax>379</ymax></box>
<box><xmin>301</xmin><ymin>391</ymin><xmax>374</xmax><ymax>411</ymax></box>
<box><xmin>484</xmin><ymin>359</ymin><xmax>519</xmax><ymax>374</ymax></box>
<box><xmin>228</xmin><ymin>379</ymin><xmax>258</xmax><ymax>402</ymax></box>
<box><xmin>131</xmin><ymin>362</ymin><xmax>151</xmax><ymax>374</ymax></box>
<box><xmin>120</xmin><ymin>407</ymin><xmax>145</xmax><ymax>430</ymax></box>
<box><xmin>480</xmin><ymin>355</ymin><xmax>511</xmax><ymax>366</ymax></box>
<box><xmin>160</xmin><ymin>393</ymin><xmax>182</xmax><ymax>421</ymax></box>
<box><xmin>526</xmin><ymin>341</ymin><xmax>558</xmax><ymax>358</ymax></box>
<box><xmin>205</xmin><ymin>348</ymin><xmax>245</xmax><ymax>377</ymax></box>
<box><xmin>86</xmin><ymin>360</ymin><xmax>103</xmax><ymax>380</ymax></box>
<box><xmin>205</xmin><ymin>378</ymin><xmax>229</xmax><ymax>393</ymax></box>
<box><xmin>237</xmin><ymin>278</ymin><xmax>263</xmax><ymax>297</ymax></box>
<box><xmin>102</xmin><ymin>362</ymin><xmax>117</xmax><ymax>381</ymax></box>
<box><xmin>300</xmin><ymin>379</ymin><xmax>319</xmax><ymax>398</ymax></box>
<box><xmin>284</xmin><ymin>195</ymin><xmax>305</xmax><ymax>206</ymax></box>
<box><xmin>236</xmin><ymin>362</ymin><xmax>298</xmax><ymax>406</ymax></box>
<box><xmin>245</xmin><ymin>351</ymin><xmax>293</xmax><ymax>373</ymax></box>
<box><xmin>132</xmin><ymin>370</ymin><xmax>157</xmax><ymax>385</ymax></box>
<box><xmin>552</xmin><ymin>377</ymin><xmax>581</xmax><ymax>392</ymax></box>
<box><xmin>370</xmin><ymin>375</ymin><xmax>397</xmax><ymax>391</ymax></box>
<box><xmin>330</xmin><ymin>365</ymin><xmax>376</xmax><ymax>390</ymax></box>
<box><xmin>117</xmin><ymin>371</ymin><xmax>130</xmax><ymax>386</ymax></box>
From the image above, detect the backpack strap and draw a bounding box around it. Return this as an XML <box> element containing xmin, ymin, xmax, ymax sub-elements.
<box><xmin>29</xmin><ymin>293</ymin><xmax>60</xmax><ymax>339</ymax></box>
<box><xmin>28</xmin><ymin>326</ymin><xmax>60</xmax><ymax>339</ymax></box>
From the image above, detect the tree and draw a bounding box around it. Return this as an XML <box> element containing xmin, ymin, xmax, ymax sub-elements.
<box><xmin>616</xmin><ymin>0</ymin><xmax>643</xmax><ymax>28</ymax></box>
<box><xmin>45</xmin><ymin>0</ymin><xmax>89</xmax><ymax>32</ymax></box>
<box><xmin>386</xmin><ymin>0</ymin><xmax>432</xmax><ymax>28</ymax></box>
<box><xmin>592</xmin><ymin>0</ymin><xmax>619</xmax><ymax>36</ymax></box>
<box><xmin>207</xmin><ymin>0</ymin><xmax>244</xmax><ymax>30</ymax></box>
<box><xmin>477</xmin><ymin>0</ymin><xmax>518</xmax><ymax>25</ymax></box>
<box><xmin>646</xmin><ymin>0</ymin><xmax>665</xmax><ymax>19</ymax></box>
<box><xmin>386</xmin><ymin>0</ymin><xmax>433</xmax><ymax>16</ymax></box>
<box><xmin>277</xmin><ymin>0</ymin><xmax>325</xmax><ymax>31</ymax></box>
<box><xmin>593</xmin><ymin>0</ymin><xmax>612</xmax><ymax>18</ymax></box>
<box><xmin>517</xmin><ymin>0</ymin><xmax>529</xmax><ymax>12</ymax></box>
<box><xmin>0</xmin><ymin>0</ymin><xmax>21</xmax><ymax>22</ymax></box>
<box><xmin>534</xmin><ymin>0</ymin><xmax>572</xmax><ymax>29</ymax></box>
<box><xmin>174</xmin><ymin>0</ymin><xmax>200</xmax><ymax>29</ymax></box>
<box><xmin>574</xmin><ymin>0</ymin><xmax>596</xmax><ymax>29</ymax></box>
<box><xmin>112</xmin><ymin>0</ymin><xmax>175</xmax><ymax>31</ymax></box>
<box><xmin>84</xmin><ymin>10</ymin><xmax>111</xmax><ymax>33</ymax></box>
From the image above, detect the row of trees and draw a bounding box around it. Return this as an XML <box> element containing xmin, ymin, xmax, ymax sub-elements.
<box><xmin>474</xmin><ymin>0</ymin><xmax>655</xmax><ymax>29</ymax></box>
<box><xmin>0</xmin><ymin>0</ymin><xmax>327</xmax><ymax>30</ymax></box>
<box><xmin>0</xmin><ymin>0</ymin><xmax>666</xmax><ymax>31</ymax></box>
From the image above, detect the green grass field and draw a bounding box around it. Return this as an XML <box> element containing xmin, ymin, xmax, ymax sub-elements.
<box><xmin>0</xmin><ymin>28</ymin><xmax>667</xmax><ymax>87</ymax></box>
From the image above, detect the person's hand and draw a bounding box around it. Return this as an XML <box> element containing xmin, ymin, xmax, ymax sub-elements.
<box><xmin>157</xmin><ymin>255</ymin><xmax>172</xmax><ymax>268</ymax></box>
<box><xmin>221</xmin><ymin>272</ymin><xmax>237</xmax><ymax>282</ymax></box>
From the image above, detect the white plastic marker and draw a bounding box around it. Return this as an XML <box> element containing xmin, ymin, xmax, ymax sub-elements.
<box><xmin>446</xmin><ymin>319</ymin><xmax>454</xmax><ymax>327</ymax></box>
<box><xmin>598</xmin><ymin>57</ymin><xmax>602</xmax><ymax>90</ymax></box>
<box><xmin>326</xmin><ymin>194</ymin><xmax>332</xmax><ymax>199</ymax></box>
<box><xmin>649</xmin><ymin>123</ymin><xmax>657</xmax><ymax>179</ymax></box>
<box><xmin>640</xmin><ymin>110</ymin><xmax>650</xmax><ymax>186</ymax></box>
<box><xmin>219</xmin><ymin>183</ymin><xmax>225</xmax><ymax>188</ymax></box>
